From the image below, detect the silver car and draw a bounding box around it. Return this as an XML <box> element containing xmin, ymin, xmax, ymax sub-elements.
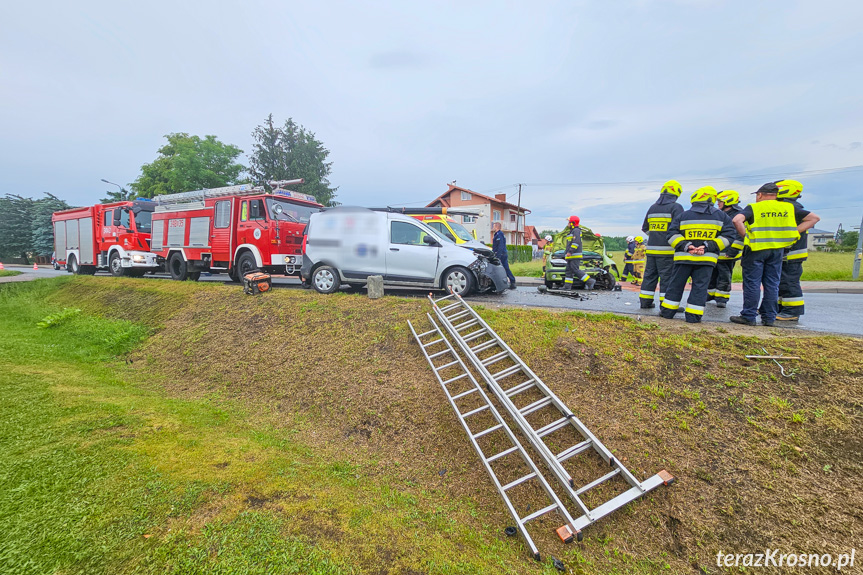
<box><xmin>301</xmin><ymin>207</ymin><xmax>508</xmax><ymax>295</ymax></box>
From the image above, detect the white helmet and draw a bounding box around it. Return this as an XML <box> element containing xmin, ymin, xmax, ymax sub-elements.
<box><xmin>544</xmin><ymin>235</ymin><xmax>553</xmax><ymax>242</ymax></box>
<box><xmin>626</xmin><ymin>235</ymin><xmax>634</xmax><ymax>242</ymax></box>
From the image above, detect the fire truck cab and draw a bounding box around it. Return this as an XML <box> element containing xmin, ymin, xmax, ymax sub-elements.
<box><xmin>52</xmin><ymin>200</ymin><xmax>158</xmax><ymax>276</ymax></box>
<box><xmin>150</xmin><ymin>181</ymin><xmax>322</xmax><ymax>281</ymax></box>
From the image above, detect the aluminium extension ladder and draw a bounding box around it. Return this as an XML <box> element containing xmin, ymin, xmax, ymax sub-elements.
<box><xmin>429</xmin><ymin>292</ymin><xmax>674</xmax><ymax>540</ymax></box>
<box><xmin>408</xmin><ymin>314</ymin><xmax>577</xmax><ymax>561</ymax></box>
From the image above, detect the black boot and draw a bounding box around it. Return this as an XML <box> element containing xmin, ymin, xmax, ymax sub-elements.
<box><xmin>640</xmin><ymin>301</ymin><xmax>655</xmax><ymax>309</ymax></box>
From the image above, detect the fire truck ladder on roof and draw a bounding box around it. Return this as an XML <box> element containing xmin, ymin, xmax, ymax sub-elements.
<box><xmin>408</xmin><ymin>314</ymin><xmax>577</xmax><ymax>561</ymax></box>
<box><xmin>152</xmin><ymin>179</ymin><xmax>307</xmax><ymax>205</ymax></box>
<box><xmin>428</xmin><ymin>292</ymin><xmax>674</xmax><ymax>540</ymax></box>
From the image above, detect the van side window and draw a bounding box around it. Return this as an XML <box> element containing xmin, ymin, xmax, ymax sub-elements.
<box><xmin>214</xmin><ymin>201</ymin><xmax>231</xmax><ymax>228</ymax></box>
<box><xmin>391</xmin><ymin>221</ymin><xmax>427</xmax><ymax>246</ymax></box>
<box><xmin>249</xmin><ymin>199</ymin><xmax>266</xmax><ymax>220</ymax></box>
<box><xmin>240</xmin><ymin>201</ymin><xmax>248</xmax><ymax>222</ymax></box>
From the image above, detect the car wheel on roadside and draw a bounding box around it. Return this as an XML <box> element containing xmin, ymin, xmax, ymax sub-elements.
<box><xmin>443</xmin><ymin>266</ymin><xmax>474</xmax><ymax>296</ymax></box>
<box><xmin>168</xmin><ymin>253</ymin><xmax>189</xmax><ymax>281</ymax></box>
<box><xmin>601</xmin><ymin>271</ymin><xmax>616</xmax><ymax>290</ymax></box>
<box><xmin>311</xmin><ymin>265</ymin><xmax>340</xmax><ymax>294</ymax></box>
<box><xmin>109</xmin><ymin>252</ymin><xmax>126</xmax><ymax>277</ymax></box>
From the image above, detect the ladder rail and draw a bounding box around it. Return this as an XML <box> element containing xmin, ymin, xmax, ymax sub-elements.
<box><xmin>408</xmin><ymin>315</ymin><xmax>578</xmax><ymax>560</ymax></box>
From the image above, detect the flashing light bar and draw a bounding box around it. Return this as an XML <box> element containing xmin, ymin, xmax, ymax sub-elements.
<box><xmin>272</xmin><ymin>189</ymin><xmax>318</xmax><ymax>203</ymax></box>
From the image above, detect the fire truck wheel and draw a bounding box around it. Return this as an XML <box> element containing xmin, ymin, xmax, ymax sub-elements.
<box><xmin>109</xmin><ymin>253</ymin><xmax>127</xmax><ymax>277</ymax></box>
<box><xmin>67</xmin><ymin>255</ymin><xmax>78</xmax><ymax>274</ymax></box>
<box><xmin>311</xmin><ymin>265</ymin><xmax>340</xmax><ymax>294</ymax></box>
<box><xmin>188</xmin><ymin>271</ymin><xmax>201</xmax><ymax>281</ymax></box>
<box><xmin>168</xmin><ymin>253</ymin><xmax>190</xmax><ymax>281</ymax></box>
<box><xmin>236</xmin><ymin>252</ymin><xmax>258</xmax><ymax>278</ymax></box>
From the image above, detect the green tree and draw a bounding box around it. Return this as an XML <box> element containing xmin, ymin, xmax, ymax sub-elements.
<box><xmin>100</xmin><ymin>186</ymin><xmax>136</xmax><ymax>203</ymax></box>
<box><xmin>131</xmin><ymin>133</ymin><xmax>246</xmax><ymax>198</ymax></box>
<box><xmin>32</xmin><ymin>194</ymin><xmax>71</xmax><ymax>256</ymax></box>
<box><xmin>841</xmin><ymin>230</ymin><xmax>859</xmax><ymax>249</ymax></box>
<box><xmin>0</xmin><ymin>193</ymin><xmax>72</xmax><ymax>262</ymax></box>
<box><xmin>248</xmin><ymin>114</ymin><xmax>338</xmax><ymax>206</ymax></box>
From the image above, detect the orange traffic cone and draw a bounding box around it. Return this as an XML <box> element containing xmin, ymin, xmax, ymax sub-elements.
<box><xmin>0</xmin><ymin>262</ymin><xmax>4</xmax><ymax>270</ymax></box>
<box><xmin>33</xmin><ymin>263</ymin><xmax>38</xmax><ymax>270</ymax></box>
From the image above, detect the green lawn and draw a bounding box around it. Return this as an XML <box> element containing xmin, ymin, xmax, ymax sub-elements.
<box><xmin>0</xmin><ymin>270</ymin><xmax>22</xmax><ymax>277</ymax></box>
<box><xmin>511</xmin><ymin>252</ymin><xmax>860</xmax><ymax>281</ymax></box>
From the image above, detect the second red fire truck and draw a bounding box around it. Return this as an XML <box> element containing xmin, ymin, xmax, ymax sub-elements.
<box><xmin>149</xmin><ymin>180</ymin><xmax>323</xmax><ymax>281</ymax></box>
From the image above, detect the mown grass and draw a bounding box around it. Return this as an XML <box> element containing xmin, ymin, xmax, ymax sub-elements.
<box><xmin>0</xmin><ymin>269</ymin><xmax>22</xmax><ymax>277</ymax></box>
<box><xmin>0</xmin><ymin>279</ymin><xmax>561</xmax><ymax>574</ymax></box>
<box><xmin>511</xmin><ymin>252</ymin><xmax>860</xmax><ymax>281</ymax></box>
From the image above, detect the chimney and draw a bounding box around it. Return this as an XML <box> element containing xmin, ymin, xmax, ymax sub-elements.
<box><xmin>495</xmin><ymin>193</ymin><xmax>507</xmax><ymax>201</ymax></box>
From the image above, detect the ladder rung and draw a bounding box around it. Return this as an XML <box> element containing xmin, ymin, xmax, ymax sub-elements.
<box><xmin>463</xmin><ymin>329</ymin><xmax>488</xmax><ymax>342</ymax></box>
<box><xmin>442</xmin><ymin>373</ymin><xmax>467</xmax><ymax>385</ymax></box>
<box><xmin>428</xmin><ymin>349</ymin><xmax>451</xmax><ymax>359</ymax></box>
<box><xmin>536</xmin><ymin>417</ymin><xmax>570</xmax><ymax>438</ymax></box>
<box><xmin>557</xmin><ymin>440</ymin><xmax>593</xmax><ymax>462</ymax></box>
<box><xmin>520</xmin><ymin>503</ymin><xmax>559</xmax><ymax>523</ymax></box>
<box><xmin>486</xmin><ymin>445</ymin><xmax>519</xmax><ymax>463</ymax></box>
<box><xmin>448</xmin><ymin>310</ymin><xmax>471</xmax><ymax>322</ymax></box>
<box><xmin>575</xmin><ymin>469</ymin><xmax>621</xmax><ymax>496</ymax></box>
<box><xmin>520</xmin><ymin>397</ymin><xmax>553</xmax><ymax>416</ymax></box>
<box><xmin>502</xmin><ymin>472</ymin><xmax>536</xmax><ymax>491</ymax></box>
<box><xmin>493</xmin><ymin>365</ymin><xmax>522</xmax><ymax>381</ymax></box>
<box><xmin>473</xmin><ymin>423</ymin><xmax>503</xmax><ymax>439</ymax></box>
<box><xmin>439</xmin><ymin>301</ymin><xmax>459</xmax><ymax>312</ymax></box>
<box><xmin>454</xmin><ymin>319</ymin><xmax>479</xmax><ymax>331</ymax></box>
<box><xmin>434</xmin><ymin>360</ymin><xmax>459</xmax><ymax>371</ymax></box>
<box><xmin>452</xmin><ymin>388</ymin><xmax>478</xmax><ymax>400</ymax></box>
<box><xmin>422</xmin><ymin>338</ymin><xmax>444</xmax><ymax>348</ymax></box>
<box><xmin>504</xmin><ymin>380</ymin><xmax>535</xmax><ymax>397</ymax></box>
<box><xmin>461</xmin><ymin>404</ymin><xmax>490</xmax><ymax>418</ymax></box>
<box><xmin>416</xmin><ymin>329</ymin><xmax>437</xmax><ymax>338</ymax></box>
<box><xmin>471</xmin><ymin>340</ymin><xmax>499</xmax><ymax>353</ymax></box>
<box><xmin>481</xmin><ymin>351</ymin><xmax>509</xmax><ymax>366</ymax></box>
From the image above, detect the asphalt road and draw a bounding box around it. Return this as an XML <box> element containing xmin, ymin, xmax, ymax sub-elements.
<box><xmin>8</xmin><ymin>266</ymin><xmax>863</xmax><ymax>337</ymax></box>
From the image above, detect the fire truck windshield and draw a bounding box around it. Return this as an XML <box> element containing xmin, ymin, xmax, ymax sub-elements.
<box><xmin>133</xmin><ymin>210</ymin><xmax>152</xmax><ymax>233</ymax></box>
<box><xmin>266</xmin><ymin>197</ymin><xmax>319</xmax><ymax>224</ymax></box>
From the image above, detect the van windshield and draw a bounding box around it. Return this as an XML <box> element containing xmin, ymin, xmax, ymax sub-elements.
<box><xmin>415</xmin><ymin>220</ymin><xmax>454</xmax><ymax>244</ymax></box>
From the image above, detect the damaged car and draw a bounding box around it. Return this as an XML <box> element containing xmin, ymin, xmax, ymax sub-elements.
<box><xmin>301</xmin><ymin>207</ymin><xmax>508</xmax><ymax>296</ymax></box>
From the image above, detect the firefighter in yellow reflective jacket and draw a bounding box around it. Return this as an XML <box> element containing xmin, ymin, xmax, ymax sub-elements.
<box><xmin>630</xmin><ymin>236</ymin><xmax>646</xmax><ymax>285</ymax></box>
<box><xmin>541</xmin><ymin>235</ymin><xmax>554</xmax><ymax>270</ymax></box>
<box><xmin>659</xmin><ymin>187</ymin><xmax>736</xmax><ymax>323</ymax></box>
<box><xmin>774</xmin><ymin>180</ymin><xmax>821</xmax><ymax>322</ymax></box>
<box><xmin>562</xmin><ymin>215</ymin><xmax>596</xmax><ymax>290</ymax></box>
<box><xmin>730</xmin><ymin>182</ymin><xmax>815</xmax><ymax>326</ymax></box>
<box><xmin>706</xmin><ymin>190</ymin><xmax>744</xmax><ymax>308</ymax></box>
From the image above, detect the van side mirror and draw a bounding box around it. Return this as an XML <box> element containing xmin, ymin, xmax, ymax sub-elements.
<box><xmin>423</xmin><ymin>235</ymin><xmax>440</xmax><ymax>247</ymax></box>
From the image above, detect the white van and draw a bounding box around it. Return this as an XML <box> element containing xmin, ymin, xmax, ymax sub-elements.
<box><xmin>301</xmin><ymin>207</ymin><xmax>508</xmax><ymax>295</ymax></box>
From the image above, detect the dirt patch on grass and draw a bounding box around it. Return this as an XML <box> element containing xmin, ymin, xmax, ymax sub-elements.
<box><xmin>53</xmin><ymin>278</ymin><xmax>863</xmax><ymax>574</ymax></box>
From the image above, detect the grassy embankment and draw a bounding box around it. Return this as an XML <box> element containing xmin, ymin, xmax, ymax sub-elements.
<box><xmin>510</xmin><ymin>251</ymin><xmax>860</xmax><ymax>281</ymax></box>
<box><xmin>1</xmin><ymin>277</ymin><xmax>861</xmax><ymax>574</ymax></box>
<box><xmin>0</xmin><ymin>269</ymin><xmax>23</xmax><ymax>277</ymax></box>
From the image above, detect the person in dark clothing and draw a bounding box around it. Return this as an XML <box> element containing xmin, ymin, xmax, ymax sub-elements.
<box><xmin>492</xmin><ymin>222</ymin><xmax>517</xmax><ymax>289</ymax></box>
<box><xmin>706</xmin><ymin>190</ymin><xmax>744</xmax><ymax>308</ymax></box>
<box><xmin>640</xmin><ymin>180</ymin><xmax>685</xmax><ymax>308</ymax></box>
<box><xmin>773</xmin><ymin>179</ymin><xmax>821</xmax><ymax>321</ymax></box>
<box><xmin>561</xmin><ymin>215</ymin><xmax>596</xmax><ymax>290</ymax></box>
<box><xmin>659</xmin><ymin>186</ymin><xmax>736</xmax><ymax>323</ymax></box>
<box><xmin>621</xmin><ymin>235</ymin><xmax>636</xmax><ymax>281</ymax></box>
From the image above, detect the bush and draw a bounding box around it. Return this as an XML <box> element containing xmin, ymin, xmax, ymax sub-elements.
<box><xmin>506</xmin><ymin>245</ymin><xmax>533</xmax><ymax>263</ymax></box>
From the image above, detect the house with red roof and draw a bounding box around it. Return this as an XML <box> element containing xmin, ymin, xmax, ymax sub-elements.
<box><xmin>426</xmin><ymin>184</ymin><xmax>531</xmax><ymax>245</ymax></box>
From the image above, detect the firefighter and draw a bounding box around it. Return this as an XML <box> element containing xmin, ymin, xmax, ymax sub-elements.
<box><xmin>562</xmin><ymin>215</ymin><xmax>596</xmax><ymax>290</ymax></box>
<box><xmin>659</xmin><ymin>187</ymin><xmax>736</xmax><ymax>323</ymax></box>
<box><xmin>773</xmin><ymin>179</ymin><xmax>821</xmax><ymax>322</ymax></box>
<box><xmin>706</xmin><ymin>190</ymin><xmax>744</xmax><ymax>308</ymax></box>
<box><xmin>541</xmin><ymin>235</ymin><xmax>554</xmax><ymax>270</ymax></box>
<box><xmin>640</xmin><ymin>180</ymin><xmax>685</xmax><ymax>308</ymax></box>
<box><xmin>621</xmin><ymin>236</ymin><xmax>636</xmax><ymax>281</ymax></box>
<box><xmin>730</xmin><ymin>182</ymin><xmax>815</xmax><ymax>326</ymax></box>
<box><xmin>631</xmin><ymin>236</ymin><xmax>646</xmax><ymax>285</ymax></box>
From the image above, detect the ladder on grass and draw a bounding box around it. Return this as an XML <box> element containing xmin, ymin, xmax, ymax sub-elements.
<box><xmin>408</xmin><ymin>314</ymin><xmax>577</xmax><ymax>561</ymax></box>
<box><xmin>429</xmin><ymin>292</ymin><xmax>674</xmax><ymax>539</ymax></box>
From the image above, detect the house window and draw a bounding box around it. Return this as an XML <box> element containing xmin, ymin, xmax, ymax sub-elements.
<box><xmin>510</xmin><ymin>213</ymin><xmax>516</xmax><ymax>223</ymax></box>
<box><xmin>493</xmin><ymin>210</ymin><xmax>501</xmax><ymax>222</ymax></box>
<box><xmin>463</xmin><ymin>215</ymin><xmax>476</xmax><ymax>224</ymax></box>
<box><xmin>461</xmin><ymin>191</ymin><xmax>471</xmax><ymax>201</ymax></box>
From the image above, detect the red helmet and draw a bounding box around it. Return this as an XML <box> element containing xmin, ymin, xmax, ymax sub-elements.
<box><xmin>569</xmin><ymin>215</ymin><xmax>580</xmax><ymax>226</ymax></box>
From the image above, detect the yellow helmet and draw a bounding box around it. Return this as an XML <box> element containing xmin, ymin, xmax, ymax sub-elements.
<box><xmin>717</xmin><ymin>190</ymin><xmax>740</xmax><ymax>206</ymax></box>
<box><xmin>661</xmin><ymin>180</ymin><xmax>682</xmax><ymax>196</ymax></box>
<box><xmin>775</xmin><ymin>179</ymin><xmax>803</xmax><ymax>199</ymax></box>
<box><xmin>635</xmin><ymin>235</ymin><xmax>644</xmax><ymax>243</ymax></box>
<box><xmin>690</xmin><ymin>186</ymin><xmax>717</xmax><ymax>203</ymax></box>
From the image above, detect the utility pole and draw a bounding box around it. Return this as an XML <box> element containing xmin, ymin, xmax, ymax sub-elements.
<box><xmin>515</xmin><ymin>183</ymin><xmax>522</xmax><ymax>246</ymax></box>
<box><xmin>854</xmin><ymin>212</ymin><xmax>862</xmax><ymax>280</ymax></box>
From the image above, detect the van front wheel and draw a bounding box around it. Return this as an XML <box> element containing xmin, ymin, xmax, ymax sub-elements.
<box><xmin>443</xmin><ymin>266</ymin><xmax>474</xmax><ymax>296</ymax></box>
<box><xmin>312</xmin><ymin>265</ymin><xmax>340</xmax><ymax>294</ymax></box>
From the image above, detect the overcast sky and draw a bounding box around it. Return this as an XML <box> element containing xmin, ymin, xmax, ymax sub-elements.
<box><xmin>2</xmin><ymin>0</ymin><xmax>862</xmax><ymax>236</ymax></box>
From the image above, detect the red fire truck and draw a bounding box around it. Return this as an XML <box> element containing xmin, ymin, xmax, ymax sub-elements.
<box><xmin>52</xmin><ymin>200</ymin><xmax>158</xmax><ymax>276</ymax></box>
<box><xmin>150</xmin><ymin>180</ymin><xmax>323</xmax><ymax>281</ymax></box>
